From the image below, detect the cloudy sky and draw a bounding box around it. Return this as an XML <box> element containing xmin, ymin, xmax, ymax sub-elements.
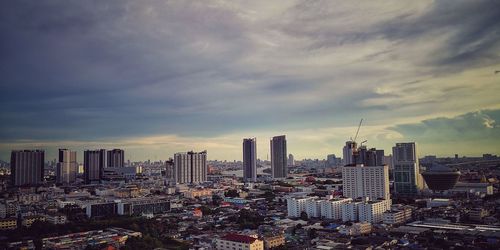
<box><xmin>1</xmin><ymin>0</ymin><xmax>500</xmax><ymax>162</ymax></box>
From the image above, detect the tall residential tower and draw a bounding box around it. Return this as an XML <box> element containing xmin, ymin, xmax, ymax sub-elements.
<box><xmin>84</xmin><ymin>149</ymin><xmax>106</xmax><ymax>184</ymax></box>
<box><xmin>271</xmin><ymin>135</ymin><xmax>287</xmax><ymax>179</ymax></box>
<box><xmin>243</xmin><ymin>138</ymin><xmax>257</xmax><ymax>182</ymax></box>
<box><xmin>57</xmin><ymin>149</ymin><xmax>77</xmax><ymax>185</ymax></box>
<box><xmin>173</xmin><ymin>151</ymin><xmax>207</xmax><ymax>184</ymax></box>
<box><xmin>10</xmin><ymin>150</ymin><xmax>45</xmax><ymax>186</ymax></box>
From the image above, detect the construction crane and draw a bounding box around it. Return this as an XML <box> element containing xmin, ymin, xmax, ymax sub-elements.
<box><xmin>352</xmin><ymin>118</ymin><xmax>363</xmax><ymax>143</ymax></box>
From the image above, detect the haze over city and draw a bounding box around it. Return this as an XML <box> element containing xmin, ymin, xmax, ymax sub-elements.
<box><xmin>1</xmin><ymin>0</ymin><xmax>500</xmax><ymax>161</ymax></box>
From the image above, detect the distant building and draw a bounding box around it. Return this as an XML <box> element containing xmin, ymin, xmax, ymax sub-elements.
<box><xmin>243</xmin><ymin>138</ymin><xmax>257</xmax><ymax>182</ymax></box>
<box><xmin>383</xmin><ymin>207</ymin><xmax>413</xmax><ymax>225</ymax></box>
<box><xmin>270</xmin><ymin>135</ymin><xmax>287</xmax><ymax>179</ymax></box>
<box><xmin>57</xmin><ymin>149</ymin><xmax>77</xmax><ymax>185</ymax></box>
<box><xmin>288</xmin><ymin>153</ymin><xmax>295</xmax><ymax>166</ymax></box>
<box><xmin>84</xmin><ymin>149</ymin><xmax>106</xmax><ymax>184</ymax></box>
<box><xmin>338</xmin><ymin>222</ymin><xmax>372</xmax><ymax>236</ymax></box>
<box><xmin>392</xmin><ymin>142</ymin><xmax>423</xmax><ymax>194</ymax></box>
<box><xmin>107</xmin><ymin>149</ymin><xmax>124</xmax><ymax>167</ymax></box>
<box><xmin>173</xmin><ymin>151</ymin><xmax>207</xmax><ymax>184</ymax></box>
<box><xmin>263</xmin><ymin>234</ymin><xmax>285</xmax><ymax>249</ymax></box>
<box><xmin>327</xmin><ymin>154</ymin><xmax>342</xmax><ymax>167</ymax></box>
<box><xmin>343</xmin><ymin>141</ymin><xmax>357</xmax><ymax>165</ymax></box>
<box><xmin>342</xmin><ymin>164</ymin><xmax>390</xmax><ymax>200</ymax></box>
<box><xmin>11</xmin><ymin>150</ymin><xmax>45</xmax><ymax>186</ymax></box>
<box><xmin>287</xmin><ymin>197</ymin><xmax>315</xmax><ymax>218</ymax></box>
<box><xmin>215</xmin><ymin>233</ymin><xmax>264</xmax><ymax>250</ymax></box>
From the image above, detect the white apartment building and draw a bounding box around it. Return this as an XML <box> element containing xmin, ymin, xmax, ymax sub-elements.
<box><xmin>342</xmin><ymin>165</ymin><xmax>390</xmax><ymax>200</ymax></box>
<box><xmin>320</xmin><ymin>198</ymin><xmax>352</xmax><ymax>220</ymax></box>
<box><xmin>341</xmin><ymin>201</ymin><xmax>362</xmax><ymax>222</ymax></box>
<box><xmin>341</xmin><ymin>198</ymin><xmax>391</xmax><ymax>223</ymax></box>
<box><xmin>358</xmin><ymin>199</ymin><xmax>392</xmax><ymax>223</ymax></box>
<box><xmin>215</xmin><ymin>234</ymin><xmax>264</xmax><ymax>250</ymax></box>
<box><xmin>338</xmin><ymin>222</ymin><xmax>372</xmax><ymax>236</ymax></box>
<box><xmin>287</xmin><ymin>197</ymin><xmax>316</xmax><ymax>217</ymax></box>
<box><xmin>305</xmin><ymin>199</ymin><xmax>322</xmax><ymax>218</ymax></box>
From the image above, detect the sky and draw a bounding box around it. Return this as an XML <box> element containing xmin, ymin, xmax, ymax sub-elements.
<box><xmin>1</xmin><ymin>0</ymin><xmax>500</xmax><ymax>162</ymax></box>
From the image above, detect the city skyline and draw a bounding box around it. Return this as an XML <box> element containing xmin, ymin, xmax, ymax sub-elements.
<box><xmin>1</xmin><ymin>1</ymin><xmax>500</xmax><ymax>161</ymax></box>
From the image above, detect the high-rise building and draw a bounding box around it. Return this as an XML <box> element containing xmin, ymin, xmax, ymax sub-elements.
<box><xmin>107</xmin><ymin>149</ymin><xmax>124</xmax><ymax>167</ymax></box>
<box><xmin>10</xmin><ymin>150</ymin><xmax>45</xmax><ymax>186</ymax></box>
<box><xmin>375</xmin><ymin>150</ymin><xmax>385</xmax><ymax>166</ymax></box>
<box><xmin>327</xmin><ymin>154</ymin><xmax>342</xmax><ymax>167</ymax></box>
<box><xmin>243</xmin><ymin>138</ymin><xmax>257</xmax><ymax>182</ymax></box>
<box><xmin>173</xmin><ymin>151</ymin><xmax>207</xmax><ymax>184</ymax></box>
<box><xmin>288</xmin><ymin>154</ymin><xmax>295</xmax><ymax>167</ymax></box>
<box><xmin>392</xmin><ymin>142</ymin><xmax>423</xmax><ymax>194</ymax></box>
<box><xmin>84</xmin><ymin>149</ymin><xmax>106</xmax><ymax>184</ymax></box>
<box><xmin>342</xmin><ymin>165</ymin><xmax>390</xmax><ymax>200</ymax></box>
<box><xmin>270</xmin><ymin>135</ymin><xmax>287</xmax><ymax>179</ymax></box>
<box><xmin>57</xmin><ymin>149</ymin><xmax>77</xmax><ymax>185</ymax></box>
<box><xmin>343</xmin><ymin>141</ymin><xmax>357</xmax><ymax>165</ymax></box>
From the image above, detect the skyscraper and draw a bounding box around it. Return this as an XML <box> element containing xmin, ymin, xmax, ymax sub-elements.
<box><xmin>107</xmin><ymin>149</ymin><xmax>124</xmax><ymax>167</ymax></box>
<box><xmin>84</xmin><ymin>149</ymin><xmax>106</xmax><ymax>184</ymax></box>
<box><xmin>288</xmin><ymin>154</ymin><xmax>295</xmax><ymax>167</ymax></box>
<box><xmin>392</xmin><ymin>142</ymin><xmax>422</xmax><ymax>194</ymax></box>
<box><xmin>10</xmin><ymin>150</ymin><xmax>45</xmax><ymax>186</ymax></box>
<box><xmin>343</xmin><ymin>141</ymin><xmax>357</xmax><ymax>165</ymax></box>
<box><xmin>243</xmin><ymin>138</ymin><xmax>257</xmax><ymax>182</ymax></box>
<box><xmin>270</xmin><ymin>135</ymin><xmax>287</xmax><ymax>179</ymax></box>
<box><xmin>342</xmin><ymin>164</ymin><xmax>390</xmax><ymax>200</ymax></box>
<box><xmin>57</xmin><ymin>149</ymin><xmax>77</xmax><ymax>185</ymax></box>
<box><xmin>173</xmin><ymin>151</ymin><xmax>207</xmax><ymax>184</ymax></box>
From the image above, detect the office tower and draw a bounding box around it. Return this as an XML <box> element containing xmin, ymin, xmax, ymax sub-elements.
<box><xmin>84</xmin><ymin>149</ymin><xmax>106</xmax><ymax>184</ymax></box>
<box><xmin>288</xmin><ymin>154</ymin><xmax>295</xmax><ymax>166</ymax></box>
<box><xmin>243</xmin><ymin>138</ymin><xmax>257</xmax><ymax>182</ymax></box>
<box><xmin>56</xmin><ymin>149</ymin><xmax>77</xmax><ymax>185</ymax></box>
<box><xmin>342</xmin><ymin>165</ymin><xmax>390</xmax><ymax>200</ymax></box>
<box><xmin>270</xmin><ymin>135</ymin><xmax>287</xmax><ymax>179</ymax></box>
<box><xmin>173</xmin><ymin>151</ymin><xmax>207</xmax><ymax>184</ymax></box>
<box><xmin>107</xmin><ymin>149</ymin><xmax>124</xmax><ymax>167</ymax></box>
<box><xmin>10</xmin><ymin>150</ymin><xmax>45</xmax><ymax>186</ymax></box>
<box><xmin>375</xmin><ymin>150</ymin><xmax>385</xmax><ymax>166</ymax></box>
<box><xmin>343</xmin><ymin>141</ymin><xmax>357</xmax><ymax>165</ymax></box>
<box><xmin>392</xmin><ymin>142</ymin><xmax>422</xmax><ymax>194</ymax></box>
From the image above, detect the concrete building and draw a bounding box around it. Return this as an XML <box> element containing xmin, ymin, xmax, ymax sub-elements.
<box><xmin>216</xmin><ymin>233</ymin><xmax>264</xmax><ymax>250</ymax></box>
<box><xmin>173</xmin><ymin>151</ymin><xmax>208</xmax><ymax>184</ymax></box>
<box><xmin>343</xmin><ymin>141</ymin><xmax>357</xmax><ymax>165</ymax></box>
<box><xmin>288</xmin><ymin>154</ymin><xmax>295</xmax><ymax>167</ymax></box>
<box><xmin>320</xmin><ymin>198</ymin><xmax>352</xmax><ymax>220</ymax></box>
<box><xmin>305</xmin><ymin>198</ymin><xmax>322</xmax><ymax>218</ymax></box>
<box><xmin>450</xmin><ymin>182</ymin><xmax>493</xmax><ymax>196</ymax></box>
<box><xmin>358</xmin><ymin>199</ymin><xmax>392</xmax><ymax>223</ymax></box>
<box><xmin>392</xmin><ymin>142</ymin><xmax>423</xmax><ymax>194</ymax></box>
<box><xmin>263</xmin><ymin>234</ymin><xmax>285</xmax><ymax>249</ymax></box>
<box><xmin>117</xmin><ymin>198</ymin><xmax>171</xmax><ymax>216</ymax></box>
<box><xmin>10</xmin><ymin>150</ymin><xmax>45</xmax><ymax>186</ymax></box>
<box><xmin>338</xmin><ymin>222</ymin><xmax>372</xmax><ymax>236</ymax></box>
<box><xmin>0</xmin><ymin>218</ymin><xmax>17</xmax><ymax>230</ymax></box>
<box><xmin>243</xmin><ymin>138</ymin><xmax>257</xmax><ymax>182</ymax></box>
<box><xmin>383</xmin><ymin>207</ymin><xmax>413</xmax><ymax>225</ymax></box>
<box><xmin>287</xmin><ymin>197</ymin><xmax>315</xmax><ymax>218</ymax></box>
<box><xmin>56</xmin><ymin>149</ymin><xmax>77</xmax><ymax>185</ymax></box>
<box><xmin>342</xmin><ymin>164</ymin><xmax>390</xmax><ymax>200</ymax></box>
<box><xmin>107</xmin><ymin>149</ymin><xmax>125</xmax><ymax>167</ymax></box>
<box><xmin>341</xmin><ymin>201</ymin><xmax>362</xmax><ymax>222</ymax></box>
<box><xmin>271</xmin><ymin>135</ymin><xmax>287</xmax><ymax>179</ymax></box>
<box><xmin>84</xmin><ymin>149</ymin><xmax>106</xmax><ymax>184</ymax></box>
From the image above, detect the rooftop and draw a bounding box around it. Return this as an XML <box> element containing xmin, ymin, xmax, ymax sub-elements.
<box><xmin>222</xmin><ymin>233</ymin><xmax>258</xmax><ymax>244</ymax></box>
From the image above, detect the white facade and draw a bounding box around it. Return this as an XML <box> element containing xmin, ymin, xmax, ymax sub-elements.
<box><xmin>215</xmin><ymin>235</ymin><xmax>264</xmax><ymax>250</ymax></box>
<box><xmin>305</xmin><ymin>199</ymin><xmax>322</xmax><ymax>218</ymax></box>
<box><xmin>341</xmin><ymin>201</ymin><xmax>361</xmax><ymax>222</ymax></box>
<box><xmin>392</xmin><ymin>142</ymin><xmax>424</xmax><ymax>194</ymax></box>
<box><xmin>57</xmin><ymin>149</ymin><xmax>77</xmax><ymax>184</ymax></box>
<box><xmin>320</xmin><ymin>198</ymin><xmax>352</xmax><ymax>220</ymax></box>
<box><xmin>358</xmin><ymin>199</ymin><xmax>392</xmax><ymax>223</ymax></box>
<box><xmin>342</xmin><ymin>165</ymin><xmax>390</xmax><ymax>200</ymax></box>
<box><xmin>173</xmin><ymin>151</ymin><xmax>207</xmax><ymax>184</ymax></box>
<box><xmin>287</xmin><ymin>197</ymin><xmax>315</xmax><ymax>218</ymax></box>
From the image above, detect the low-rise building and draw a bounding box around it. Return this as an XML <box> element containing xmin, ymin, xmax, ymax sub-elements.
<box><xmin>45</xmin><ymin>213</ymin><xmax>67</xmax><ymax>225</ymax></box>
<box><xmin>185</xmin><ymin>188</ymin><xmax>213</xmax><ymax>199</ymax></box>
<box><xmin>383</xmin><ymin>207</ymin><xmax>413</xmax><ymax>225</ymax></box>
<box><xmin>22</xmin><ymin>215</ymin><xmax>46</xmax><ymax>227</ymax></box>
<box><xmin>0</xmin><ymin>217</ymin><xmax>17</xmax><ymax>230</ymax></box>
<box><xmin>338</xmin><ymin>222</ymin><xmax>372</xmax><ymax>236</ymax></box>
<box><xmin>215</xmin><ymin>233</ymin><xmax>264</xmax><ymax>250</ymax></box>
<box><xmin>263</xmin><ymin>234</ymin><xmax>285</xmax><ymax>249</ymax></box>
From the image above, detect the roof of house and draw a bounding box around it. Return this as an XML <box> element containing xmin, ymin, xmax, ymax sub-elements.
<box><xmin>222</xmin><ymin>233</ymin><xmax>257</xmax><ymax>244</ymax></box>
